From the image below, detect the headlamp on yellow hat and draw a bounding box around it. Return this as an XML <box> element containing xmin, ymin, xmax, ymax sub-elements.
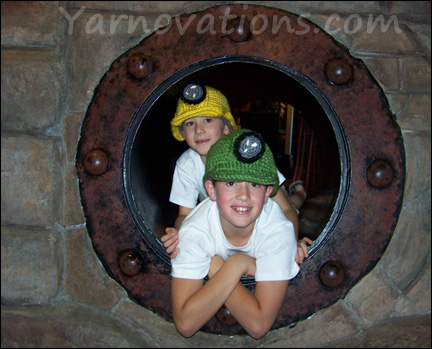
<box><xmin>181</xmin><ymin>83</ymin><xmax>206</xmax><ymax>104</ymax></box>
<box><xmin>170</xmin><ymin>83</ymin><xmax>238</xmax><ymax>141</ymax></box>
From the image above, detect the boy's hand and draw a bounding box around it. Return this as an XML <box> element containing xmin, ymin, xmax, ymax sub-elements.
<box><xmin>209</xmin><ymin>254</ymin><xmax>257</xmax><ymax>278</ymax></box>
<box><xmin>296</xmin><ymin>237</ymin><xmax>313</xmax><ymax>264</ymax></box>
<box><xmin>161</xmin><ymin>227</ymin><xmax>179</xmax><ymax>259</ymax></box>
<box><xmin>228</xmin><ymin>254</ymin><xmax>256</xmax><ymax>277</ymax></box>
<box><xmin>208</xmin><ymin>255</ymin><xmax>224</xmax><ymax>278</ymax></box>
<box><xmin>242</xmin><ymin>254</ymin><xmax>257</xmax><ymax>276</ymax></box>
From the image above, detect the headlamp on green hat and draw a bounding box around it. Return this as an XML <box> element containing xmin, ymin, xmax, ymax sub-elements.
<box><xmin>204</xmin><ymin>129</ymin><xmax>280</xmax><ymax>196</ymax></box>
<box><xmin>234</xmin><ymin>131</ymin><xmax>265</xmax><ymax>163</ymax></box>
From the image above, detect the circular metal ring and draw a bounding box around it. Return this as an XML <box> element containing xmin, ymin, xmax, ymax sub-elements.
<box><xmin>76</xmin><ymin>4</ymin><xmax>405</xmax><ymax>335</ymax></box>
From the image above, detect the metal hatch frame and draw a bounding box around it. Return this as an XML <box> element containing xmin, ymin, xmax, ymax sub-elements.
<box><xmin>76</xmin><ymin>4</ymin><xmax>405</xmax><ymax>335</ymax></box>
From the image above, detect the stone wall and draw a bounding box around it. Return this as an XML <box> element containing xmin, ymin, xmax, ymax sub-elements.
<box><xmin>1</xmin><ymin>1</ymin><xmax>430</xmax><ymax>347</ymax></box>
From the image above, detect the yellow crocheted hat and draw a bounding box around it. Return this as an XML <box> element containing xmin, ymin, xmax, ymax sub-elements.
<box><xmin>170</xmin><ymin>84</ymin><xmax>237</xmax><ymax>141</ymax></box>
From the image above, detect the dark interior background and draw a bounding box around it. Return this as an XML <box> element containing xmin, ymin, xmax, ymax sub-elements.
<box><xmin>128</xmin><ymin>62</ymin><xmax>341</xmax><ymax>253</ymax></box>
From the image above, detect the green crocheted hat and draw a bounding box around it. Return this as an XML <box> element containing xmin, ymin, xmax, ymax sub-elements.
<box><xmin>204</xmin><ymin>129</ymin><xmax>279</xmax><ymax>196</ymax></box>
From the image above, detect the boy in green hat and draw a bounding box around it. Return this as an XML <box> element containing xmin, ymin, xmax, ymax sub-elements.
<box><xmin>163</xmin><ymin>83</ymin><xmax>311</xmax><ymax>264</ymax></box>
<box><xmin>171</xmin><ymin>129</ymin><xmax>299</xmax><ymax>339</ymax></box>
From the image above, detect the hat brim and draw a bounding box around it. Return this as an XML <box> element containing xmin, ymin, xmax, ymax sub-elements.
<box><xmin>171</xmin><ymin>112</ymin><xmax>236</xmax><ymax>141</ymax></box>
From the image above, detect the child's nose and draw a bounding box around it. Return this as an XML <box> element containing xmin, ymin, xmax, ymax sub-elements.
<box><xmin>195</xmin><ymin>122</ymin><xmax>205</xmax><ymax>134</ymax></box>
<box><xmin>236</xmin><ymin>184</ymin><xmax>250</xmax><ymax>201</ymax></box>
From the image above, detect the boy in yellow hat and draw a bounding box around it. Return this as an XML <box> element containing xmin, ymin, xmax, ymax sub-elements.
<box><xmin>171</xmin><ymin>129</ymin><xmax>299</xmax><ymax>339</ymax></box>
<box><xmin>162</xmin><ymin>83</ymin><xmax>311</xmax><ymax>263</ymax></box>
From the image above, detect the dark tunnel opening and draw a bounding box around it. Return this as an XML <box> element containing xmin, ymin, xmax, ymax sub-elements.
<box><xmin>124</xmin><ymin>57</ymin><xmax>349</xmax><ymax>265</ymax></box>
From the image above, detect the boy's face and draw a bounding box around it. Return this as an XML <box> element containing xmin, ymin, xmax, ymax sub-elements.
<box><xmin>180</xmin><ymin>117</ymin><xmax>230</xmax><ymax>159</ymax></box>
<box><xmin>205</xmin><ymin>180</ymin><xmax>273</xmax><ymax>233</ymax></box>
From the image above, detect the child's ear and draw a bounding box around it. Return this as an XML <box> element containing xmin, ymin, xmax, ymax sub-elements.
<box><xmin>264</xmin><ymin>185</ymin><xmax>273</xmax><ymax>203</ymax></box>
<box><xmin>223</xmin><ymin>124</ymin><xmax>230</xmax><ymax>135</ymax></box>
<box><xmin>205</xmin><ymin>180</ymin><xmax>217</xmax><ymax>201</ymax></box>
<box><xmin>180</xmin><ymin>129</ymin><xmax>186</xmax><ymax>139</ymax></box>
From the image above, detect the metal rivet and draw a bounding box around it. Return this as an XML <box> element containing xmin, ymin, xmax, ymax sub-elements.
<box><xmin>319</xmin><ymin>261</ymin><xmax>345</xmax><ymax>288</ymax></box>
<box><xmin>216</xmin><ymin>305</ymin><xmax>238</xmax><ymax>326</ymax></box>
<box><xmin>83</xmin><ymin>149</ymin><xmax>109</xmax><ymax>176</ymax></box>
<box><xmin>367</xmin><ymin>160</ymin><xmax>393</xmax><ymax>189</ymax></box>
<box><xmin>325</xmin><ymin>58</ymin><xmax>353</xmax><ymax>85</ymax></box>
<box><xmin>118</xmin><ymin>250</ymin><xmax>144</xmax><ymax>276</ymax></box>
<box><xmin>127</xmin><ymin>53</ymin><xmax>153</xmax><ymax>79</ymax></box>
<box><xmin>227</xmin><ymin>18</ymin><xmax>252</xmax><ymax>43</ymax></box>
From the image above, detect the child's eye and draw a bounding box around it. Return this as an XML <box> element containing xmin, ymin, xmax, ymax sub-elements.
<box><xmin>226</xmin><ymin>182</ymin><xmax>236</xmax><ymax>187</ymax></box>
<box><xmin>251</xmin><ymin>183</ymin><xmax>261</xmax><ymax>188</ymax></box>
<box><xmin>184</xmin><ymin>121</ymin><xmax>195</xmax><ymax>127</ymax></box>
<box><xmin>204</xmin><ymin>118</ymin><xmax>213</xmax><ymax>123</ymax></box>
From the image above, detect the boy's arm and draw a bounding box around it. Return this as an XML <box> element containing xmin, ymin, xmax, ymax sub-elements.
<box><xmin>174</xmin><ymin>206</ymin><xmax>193</xmax><ymax>230</ymax></box>
<box><xmin>272</xmin><ymin>188</ymin><xmax>299</xmax><ymax>239</ymax></box>
<box><xmin>208</xmin><ymin>255</ymin><xmax>287</xmax><ymax>339</ymax></box>
<box><xmin>224</xmin><ymin>279</ymin><xmax>289</xmax><ymax>339</ymax></box>
<box><xmin>272</xmin><ymin>188</ymin><xmax>312</xmax><ymax>264</ymax></box>
<box><xmin>171</xmin><ymin>254</ymin><xmax>251</xmax><ymax>338</ymax></box>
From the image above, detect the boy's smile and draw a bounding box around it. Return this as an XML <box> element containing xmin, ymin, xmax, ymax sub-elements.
<box><xmin>231</xmin><ymin>206</ymin><xmax>252</xmax><ymax>214</ymax></box>
<box><xmin>195</xmin><ymin>138</ymin><xmax>210</xmax><ymax>145</ymax></box>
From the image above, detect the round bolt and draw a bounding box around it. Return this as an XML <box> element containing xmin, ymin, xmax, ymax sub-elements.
<box><xmin>127</xmin><ymin>53</ymin><xmax>153</xmax><ymax>79</ymax></box>
<box><xmin>118</xmin><ymin>250</ymin><xmax>144</xmax><ymax>276</ymax></box>
<box><xmin>367</xmin><ymin>160</ymin><xmax>393</xmax><ymax>189</ymax></box>
<box><xmin>216</xmin><ymin>305</ymin><xmax>238</xmax><ymax>326</ymax></box>
<box><xmin>325</xmin><ymin>57</ymin><xmax>353</xmax><ymax>85</ymax></box>
<box><xmin>227</xmin><ymin>17</ymin><xmax>252</xmax><ymax>43</ymax></box>
<box><xmin>83</xmin><ymin>149</ymin><xmax>109</xmax><ymax>176</ymax></box>
<box><xmin>319</xmin><ymin>261</ymin><xmax>345</xmax><ymax>288</ymax></box>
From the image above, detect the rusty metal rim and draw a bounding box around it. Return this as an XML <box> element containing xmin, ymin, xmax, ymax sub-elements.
<box><xmin>76</xmin><ymin>4</ymin><xmax>405</xmax><ymax>335</ymax></box>
<box><xmin>123</xmin><ymin>54</ymin><xmax>351</xmax><ymax>265</ymax></box>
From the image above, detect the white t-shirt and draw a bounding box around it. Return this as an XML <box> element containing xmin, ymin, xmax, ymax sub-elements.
<box><xmin>171</xmin><ymin>197</ymin><xmax>300</xmax><ymax>282</ymax></box>
<box><xmin>169</xmin><ymin>148</ymin><xmax>286</xmax><ymax>208</ymax></box>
